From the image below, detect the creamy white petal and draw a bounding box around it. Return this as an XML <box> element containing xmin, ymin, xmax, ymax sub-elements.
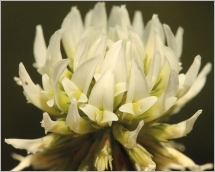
<box><xmin>172</xmin><ymin>63</ymin><xmax>212</xmax><ymax>114</ymax></box>
<box><xmin>161</xmin><ymin>110</ymin><xmax>202</xmax><ymax>139</ymax></box>
<box><xmin>100</xmin><ymin>110</ymin><xmax>118</xmax><ymax>124</ymax></box>
<box><xmin>62</xmin><ymin>77</ymin><xmax>87</xmax><ymax>102</ymax></box>
<box><xmin>79</xmin><ymin>104</ymin><xmax>98</xmax><ymax>122</ymax></box>
<box><xmin>126</xmin><ymin>60</ymin><xmax>149</xmax><ymax>103</ymax></box>
<box><xmin>41</xmin><ymin>112</ymin><xmax>71</xmax><ymax>134</ymax></box>
<box><xmin>19</xmin><ymin>63</ymin><xmax>59</xmax><ymax>115</ymax></box>
<box><xmin>146</xmin><ymin>51</ymin><xmax>161</xmax><ymax>91</ymax></box>
<box><xmin>100</xmin><ymin>40</ymin><xmax>127</xmax><ymax>85</ymax></box>
<box><xmin>42</xmin><ymin>74</ymin><xmax>53</xmax><ymax>91</ymax></box>
<box><xmin>52</xmin><ymin>59</ymin><xmax>71</xmax><ymax>112</ymax></box>
<box><xmin>90</xmin><ymin>2</ymin><xmax>107</xmax><ymax>33</ymax></box>
<box><xmin>119</xmin><ymin>103</ymin><xmax>135</xmax><ymax>115</ymax></box>
<box><xmin>162</xmin><ymin>45</ymin><xmax>179</xmax><ymax>73</ymax></box>
<box><xmin>128</xmin><ymin>26</ymin><xmax>145</xmax><ymax>61</ymax></box>
<box><xmin>38</xmin><ymin>29</ymin><xmax>64</xmax><ymax>75</ymax></box>
<box><xmin>11</xmin><ymin>154</ymin><xmax>32</xmax><ymax>171</ymax></box>
<box><xmin>108</xmin><ymin>5</ymin><xmax>131</xmax><ymax>30</ymax></box>
<box><xmin>73</xmin><ymin>37</ymin><xmax>89</xmax><ymax>71</ymax></box>
<box><xmin>175</xmin><ymin>26</ymin><xmax>184</xmax><ymax>58</ymax></box>
<box><xmin>66</xmin><ymin>99</ymin><xmax>95</xmax><ymax>134</ymax></box>
<box><xmin>61</xmin><ymin>6</ymin><xmax>83</xmax><ymax>60</ymax></box>
<box><xmin>114</xmin><ymin>82</ymin><xmax>127</xmax><ymax>97</ymax></box>
<box><xmin>124</xmin><ymin>120</ymin><xmax>144</xmax><ymax>148</ymax></box>
<box><xmin>33</xmin><ymin>25</ymin><xmax>47</xmax><ymax>69</ymax></box>
<box><xmin>178</xmin><ymin>55</ymin><xmax>201</xmax><ymax>97</ymax></box>
<box><xmin>72</xmin><ymin>55</ymin><xmax>100</xmax><ymax>94</ymax></box>
<box><xmin>163</xmin><ymin>24</ymin><xmax>178</xmax><ymax>58</ymax></box>
<box><xmin>5</xmin><ymin>135</ymin><xmax>54</xmax><ymax>154</ymax></box>
<box><xmin>132</xmin><ymin>11</ymin><xmax>144</xmax><ymax>39</ymax></box>
<box><xmin>84</xmin><ymin>9</ymin><xmax>92</xmax><ymax>29</ymax></box>
<box><xmin>133</xmin><ymin>96</ymin><xmax>158</xmax><ymax>116</ymax></box>
<box><xmin>89</xmin><ymin>69</ymin><xmax>115</xmax><ymax>111</ymax></box>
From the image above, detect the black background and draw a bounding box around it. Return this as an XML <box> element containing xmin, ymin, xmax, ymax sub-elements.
<box><xmin>1</xmin><ymin>1</ymin><xmax>214</xmax><ymax>171</ymax></box>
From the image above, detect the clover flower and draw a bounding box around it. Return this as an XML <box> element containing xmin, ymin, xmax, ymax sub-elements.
<box><xmin>5</xmin><ymin>2</ymin><xmax>213</xmax><ymax>171</ymax></box>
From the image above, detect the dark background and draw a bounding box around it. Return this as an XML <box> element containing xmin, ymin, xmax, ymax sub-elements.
<box><xmin>1</xmin><ymin>1</ymin><xmax>214</xmax><ymax>171</ymax></box>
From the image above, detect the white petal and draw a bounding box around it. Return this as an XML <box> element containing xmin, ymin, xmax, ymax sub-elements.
<box><xmin>128</xmin><ymin>26</ymin><xmax>145</xmax><ymax>61</ymax></box>
<box><xmin>165</xmin><ymin>97</ymin><xmax>177</xmax><ymax>112</ymax></box>
<box><xmin>33</xmin><ymin>25</ymin><xmax>47</xmax><ymax>69</ymax></box>
<box><xmin>161</xmin><ymin>110</ymin><xmax>202</xmax><ymax>139</ymax></box>
<box><xmin>89</xmin><ymin>69</ymin><xmax>115</xmax><ymax>111</ymax></box>
<box><xmin>163</xmin><ymin>24</ymin><xmax>178</xmax><ymax>58</ymax></box>
<box><xmin>41</xmin><ymin>112</ymin><xmax>71</xmax><ymax>134</ymax></box>
<box><xmin>73</xmin><ymin>37</ymin><xmax>88</xmax><ymax>70</ymax></box>
<box><xmin>11</xmin><ymin>154</ymin><xmax>32</xmax><ymax>171</ymax></box>
<box><xmin>126</xmin><ymin>60</ymin><xmax>149</xmax><ymax>103</ymax></box>
<box><xmin>100</xmin><ymin>110</ymin><xmax>118</xmax><ymax>124</ymax></box>
<box><xmin>133</xmin><ymin>96</ymin><xmax>158</xmax><ymax>116</ymax></box>
<box><xmin>146</xmin><ymin>51</ymin><xmax>161</xmax><ymax>91</ymax></box>
<box><xmin>5</xmin><ymin>135</ymin><xmax>53</xmax><ymax>154</ymax></box>
<box><xmin>42</xmin><ymin>74</ymin><xmax>53</xmax><ymax>91</ymax></box>
<box><xmin>178</xmin><ymin>55</ymin><xmax>201</xmax><ymax>97</ymax></box>
<box><xmin>79</xmin><ymin>104</ymin><xmax>98</xmax><ymax>122</ymax></box>
<box><xmin>164</xmin><ymin>70</ymin><xmax>179</xmax><ymax>99</ymax></box>
<box><xmin>38</xmin><ymin>29</ymin><xmax>64</xmax><ymax>75</ymax></box>
<box><xmin>19</xmin><ymin>63</ymin><xmax>59</xmax><ymax>115</ymax></box>
<box><xmin>108</xmin><ymin>5</ymin><xmax>131</xmax><ymax>30</ymax></box>
<box><xmin>90</xmin><ymin>2</ymin><xmax>107</xmax><ymax>33</ymax></box>
<box><xmin>132</xmin><ymin>11</ymin><xmax>144</xmax><ymax>39</ymax></box>
<box><xmin>175</xmin><ymin>26</ymin><xmax>184</xmax><ymax>58</ymax></box>
<box><xmin>114</xmin><ymin>82</ymin><xmax>127</xmax><ymax>97</ymax></box>
<box><xmin>52</xmin><ymin>59</ymin><xmax>71</xmax><ymax>112</ymax></box>
<box><xmin>125</xmin><ymin>120</ymin><xmax>144</xmax><ymax>148</ymax></box>
<box><xmin>162</xmin><ymin>45</ymin><xmax>179</xmax><ymax>73</ymax></box>
<box><xmin>61</xmin><ymin>6</ymin><xmax>83</xmax><ymax>60</ymax></box>
<box><xmin>66</xmin><ymin>99</ymin><xmax>95</xmax><ymax>134</ymax></box>
<box><xmin>173</xmin><ymin>63</ymin><xmax>212</xmax><ymax>114</ymax></box>
<box><xmin>72</xmin><ymin>55</ymin><xmax>100</xmax><ymax>94</ymax></box>
<box><xmin>84</xmin><ymin>9</ymin><xmax>92</xmax><ymax>29</ymax></box>
<box><xmin>62</xmin><ymin>77</ymin><xmax>87</xmax><ymax>102</ymax></box>
<box><xmin>119</xmin><ymin>103</ymin><xmax>135</xmax><ymax>115</ymax></box>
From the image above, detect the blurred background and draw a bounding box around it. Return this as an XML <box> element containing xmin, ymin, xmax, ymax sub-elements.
<box><xmin>1</xmin><ymin>1</ymin><xmax>214</xmax><ymax>170</ymax></box>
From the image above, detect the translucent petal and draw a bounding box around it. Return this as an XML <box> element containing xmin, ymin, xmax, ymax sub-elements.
<box><xmin>33</xmin><ymin>25</ymin><xmax>47</xmax><ymax>69</ymax></box>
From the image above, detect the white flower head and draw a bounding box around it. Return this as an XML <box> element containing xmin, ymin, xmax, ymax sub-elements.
<box><xmin>7</xmin><ymin>2</ymin><xmax>213</xmax><ymax>171</ymax></box>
